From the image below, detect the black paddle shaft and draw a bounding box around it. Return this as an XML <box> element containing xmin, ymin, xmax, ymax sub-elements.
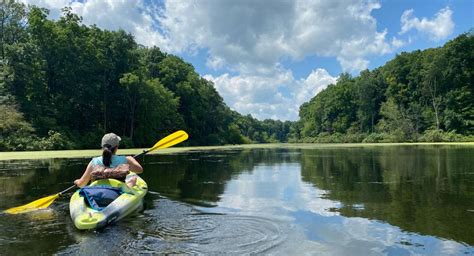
<box><xmin>59</xmin><ymin>185</ymin><xmax>78</xmax><ymax>195</ymax></box>
<box><xmin>133</xmin><ymin>149</ymin><xmax>149</xmax><ymax>159</ymax></box>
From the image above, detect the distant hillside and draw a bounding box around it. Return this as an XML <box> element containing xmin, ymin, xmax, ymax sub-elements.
<box><xmin>293</xmin><ymin>31</ymin><xmax>473</xmax><ymax>143</ymax></box>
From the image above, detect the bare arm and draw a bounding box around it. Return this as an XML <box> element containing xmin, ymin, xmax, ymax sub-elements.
<box><xmin>74</xmin><ymin>161</ymin><xmax>93</xmax><ymax>187</ymax></box>
<box><xmin>127</xmin><ymin>156</ymin><xmax>143</xmax><ymax>173</ymax></box>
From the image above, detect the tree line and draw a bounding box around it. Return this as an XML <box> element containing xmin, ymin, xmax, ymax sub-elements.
<box><xmin>1</xmin><ymin>1</ymin><xmax>472</xmax><ymax>151</ymax></box>
<box><xmin>0</xmin><ymin>1</ymin><xmax>290</xmax><ymax>151</ymax></box>
<box><xmin>293</xmin><ymin>31</ymin><xmax>473</xmax><ymax>143</ymax></box>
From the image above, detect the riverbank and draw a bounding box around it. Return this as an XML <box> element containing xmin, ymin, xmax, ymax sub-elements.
<box><xmin>1</xmin><ymin>142</ymin><xmax>474</xmax><ymax>161</ymax></box>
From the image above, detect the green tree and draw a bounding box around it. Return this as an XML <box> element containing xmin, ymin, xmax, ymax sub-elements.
<box><xmin>377</xmin><ymin>98</ymin><xmax>415</xmax><ymax>141</ymax></box>
<box><xmin>421</xmin><ymin>49</ymin><xmax>446</xmax><ymax>130</ymax></box>
<box><xmin>353</xmin><ymin>69</ymin><xmax>386</xmax><ymax>133</ymax></box>
<box><xmin>133</xmin><ymin>78</ymin><xmax>184</xmax><ymax>147</ymax></box>
<box><xmin>119</xmin><ymin>72</ymin><xmax>141</xmax><ymax>140</ymax></box>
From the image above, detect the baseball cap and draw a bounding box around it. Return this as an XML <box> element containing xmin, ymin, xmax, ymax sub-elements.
<box><xmin>101</xmin><ymin>133</ymin><xmax>121</xmax><ymax>148</ymax></box>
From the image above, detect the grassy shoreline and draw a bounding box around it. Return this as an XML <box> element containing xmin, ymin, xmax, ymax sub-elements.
<box><xmin>1</xmin><ymin>142</ymin><xmax>474</xmax><ymax>161</ymax></box>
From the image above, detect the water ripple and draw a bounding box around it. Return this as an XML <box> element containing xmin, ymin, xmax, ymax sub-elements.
<box><xmin>130</xmin><ymin>198</ymin><xmax>287</xmax><ymax>254</ymax></box>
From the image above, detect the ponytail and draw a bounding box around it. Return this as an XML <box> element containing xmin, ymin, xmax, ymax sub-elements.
<box><xmin>102</xmin><ymin>145</ymin><xmax>114</xmax><ymax>167</ymax></box>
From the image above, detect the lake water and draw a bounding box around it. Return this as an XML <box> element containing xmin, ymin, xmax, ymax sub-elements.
<box><xmin>1</xmin><ymin>145</ymin><xmax>473</xmax><ymax>255</ymax></box>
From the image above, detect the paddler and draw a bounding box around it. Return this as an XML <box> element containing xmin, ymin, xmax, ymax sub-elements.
<box><xmin>74</xmin><ymin>133</ymin><xmax>143</xmax><ymax>188</ymax></box>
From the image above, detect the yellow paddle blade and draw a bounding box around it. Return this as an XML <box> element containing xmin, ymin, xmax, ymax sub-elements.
<box><xmin>149</xmin><ymin>130</ymin><xmax>189</xmax><ymax>152</ymax></box>
<box><xmin>4</xmin><ymin>194</ymin><xmax>60</xmax><ymax>214</ymax></box>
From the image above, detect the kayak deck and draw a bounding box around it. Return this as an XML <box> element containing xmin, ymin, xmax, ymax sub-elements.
<box><xmin>69</xmin><ymin>172</ymin><xmax>148</xmax><ymax>230</ymax></box>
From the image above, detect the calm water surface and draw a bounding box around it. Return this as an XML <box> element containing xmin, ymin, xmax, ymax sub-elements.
<box><xmin>0</xmin><ymin>145</ymin><xmax>473</xmax><ymax>255</ymax></box>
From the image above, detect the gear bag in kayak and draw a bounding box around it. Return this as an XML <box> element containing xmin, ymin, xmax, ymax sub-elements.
<box><xmin>79</xmin><ymin>186</ymin><xmax>123</xmax><ymax>210</ymax></box>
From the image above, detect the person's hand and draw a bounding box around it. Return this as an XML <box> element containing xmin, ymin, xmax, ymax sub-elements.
<box><xmin>74</xmin><ymin>179</ymin><xmax>82</xmax><ymax>187</ymax></box>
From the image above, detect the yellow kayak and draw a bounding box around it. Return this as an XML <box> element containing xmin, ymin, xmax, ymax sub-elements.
<box><xmin>69</xmin><ymin>172</ymin><xmax>148</xmax><ymax>230</ymax></box>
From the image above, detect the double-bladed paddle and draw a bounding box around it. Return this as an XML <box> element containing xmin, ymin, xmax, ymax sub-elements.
<box><xmin>4</xmin><ymin>130</ymin><xmax>189</xmax><ymax>214</ymax></box>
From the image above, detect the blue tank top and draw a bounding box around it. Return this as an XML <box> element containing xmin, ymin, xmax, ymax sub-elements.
<box><xmin>91</xmin><ymin>155</ymin><xmax>128</xmax><ymax>168</ymax></box>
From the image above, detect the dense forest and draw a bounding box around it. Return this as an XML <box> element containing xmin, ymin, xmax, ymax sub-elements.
<box><xmin>294</xmin><ymin>31</ymin><xmax>473</xmax><ymax>143</ymax></box>
<box><xmin>0</xmin><ymin>1</ymin><xmax>290</xmax><ymax>150</ymax></box>
<box><xmin>0</xmin><ymin>1</ymin><xmax>472</xmax><ymax>151</ymax></box>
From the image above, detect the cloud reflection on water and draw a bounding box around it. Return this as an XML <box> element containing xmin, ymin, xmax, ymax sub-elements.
<box><xmin>212</xmin><ymin>161</ymin><xmax>473</xmax><ymax>255</ymax></box>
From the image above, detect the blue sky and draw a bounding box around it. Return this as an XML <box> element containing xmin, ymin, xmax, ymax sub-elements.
<box><xmin>22</xmin><ymin>0</ymin><xmax>474</xmax><ymax>121</ymax></box>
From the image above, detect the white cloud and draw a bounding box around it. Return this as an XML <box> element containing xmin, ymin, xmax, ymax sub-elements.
<box><xmin>157</xmin><ymin>0</ymin><xmax>402</xmax><ymax>74</ymax></box>
<box><xmin>400</xmin><ymin>7</ymin><xmax>454</xmax><ymax>41</ymax></box>
<box><xmin>20</xmin><ymin>0</ymin><xmax>169</xmax><ymax>48</ymax></box>
<box><xmin>297</xmin><ymin>68</ymin><xmax>338</xmax><ymax>105</ymax></box>
<box><xmin>391</xmin><ymin>37</ymin><xmax>405</xmax><ymax>48</ymax></box>
<box><xmin>206</xmin><ymin>56</ymin><xmax>226</xmax><ymax>70</ymax></box>
<box><xmin>205</xmin><ymin>67</ymin><xmax>337</xmax><ymax>120</ymax></box>
<box><xmin>20</xmin><ymin>0</ymin><xmax>69</xmax><ymax>18</ymax></box>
